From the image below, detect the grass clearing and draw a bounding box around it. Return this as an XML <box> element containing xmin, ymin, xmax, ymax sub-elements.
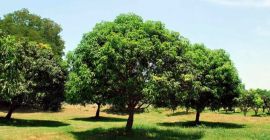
<box><xmin>0</xmin><ymin>104</ymin><xmax>270</xmax><ymax>140</ymax></box>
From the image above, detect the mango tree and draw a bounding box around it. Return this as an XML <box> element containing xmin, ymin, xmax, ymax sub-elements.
<box><xmin>0</xmin><ymin>36</ymin><xmax>65</xmax><ymax>119</ymax></box>
<box><xmin>66</xmin><ymin>13</ymin><xmax>189</xmax><ymax>131</ymax></box>
<box><xmin>0</xmin><ymin>9</ymin><xmax>66</xmax><ymax>111</ymax></box>
<box><xmin>173</xmin><ymin>44</ymin><xmax>241</xmax><ymax>124</ymax></box>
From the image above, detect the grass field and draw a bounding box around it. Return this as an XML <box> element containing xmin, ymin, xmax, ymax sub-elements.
<box><xmin>0</xmin><ymin>104</ymin><xmax>270</xmax><ymax>140</ymax></box>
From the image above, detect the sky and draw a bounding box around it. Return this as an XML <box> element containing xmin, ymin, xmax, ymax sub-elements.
<box><xmin>1</xmin><ymin>0</ymin><xmax>270</xmax><ymax>90</ymax></box>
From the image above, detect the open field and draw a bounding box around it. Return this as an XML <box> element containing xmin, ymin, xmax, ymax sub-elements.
<box><xmin>0</xmin><ymin>104</ymin><xmax>270</xmax><ymax>140</ymax></box>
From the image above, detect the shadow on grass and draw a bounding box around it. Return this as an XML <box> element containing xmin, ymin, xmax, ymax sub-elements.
<box><xmin>102</xmin><ymin>108</ymin><xmax>146</xmax><ymax>115</ymax></box>
<box><xmin>158</xmin><ymin>121</ymin><xmax>245</xmax><ymax>129</ymax></box>
<box><xmin>218</xmin><ymin>111</ymin><xmax>241</xmax><ymax>115</ymax></box>
<box><xmin>71</xmin><ymin>127</ymin><xmax>204</xmax><ymax>140</ymax></box>
<box><xmin>0</xmin><ymin>108</ymin><xmax>44</xmax><ymax>114</ymax></box>
<box><xmin>0</xmin><ymin>117</ymin><xmax>69</xmax><ymax>127</ymax></box>
<box><xmin>251</xmin><ymin>114</ymin><xmax>267</xmax><ymax>117</ymax></box>
<box><xmin>167</xmin><ymin>111</ymin><xmax>193</xmax><ymax>117</ymax></box>
<box><xmin>72</xmin><ymin>116</ymin><xmax>127</xmax><ymax>122</ymax></box>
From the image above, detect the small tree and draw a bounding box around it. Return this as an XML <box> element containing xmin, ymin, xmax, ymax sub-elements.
<box><xmin>257</xmin><ymin>89</ymin><xmax>270</xmax><ymax>113</ymax></box>
<box><xmin>250</xmin><ymin>89</ymin><xmax>263</xmax><ymax>116</ymax></box>
<box><xmin>65</xmin><ymin>52</ymin><xmax>108</xmax><ymax>119</ymax></box>
<box><xmin>264</xmin><ymin>90</ymin><xmax>270</xmax><ymax>113</ymax></box>
<box><xmin>238</xmin><ymin>89</ymin><xmax>263</xmax><ymax>116</ymax></box>
<box><xmin>183</xmin><ymin>44</ymin><xmax>241</xmax><ymax>124</ymax></box>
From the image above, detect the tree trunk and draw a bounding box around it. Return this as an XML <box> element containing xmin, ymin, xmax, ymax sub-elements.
<box><xmin>5</xmin><ymin>102</ymin><xmax>16</xmax><ymax>119</ymax></box>
<box><xmin>243</xmin><ymin>108</ymin><xmax>247</xmax><ymax>116</ymax></box>
<box><xmin>185</xmin><ymin>107</ymin><xmax>189</xmax><ymax>114</ymax></box>
<box><xmin>224</xmin><ymin>107</ymin><xmax>228</xmax><ymax>113</ymax></box>
<box><xmin>95</xmin><ymin>103</ymin><xmax>101</xmax><ymax>119</ymax></box>
<box><xmin>195</xmin><ymin>111</ymin><xmax>200</xmax><ymax>125</ymax></box>
<box><xmin>254</xmin><ymin>108</ymin><xmax>258</xmax><ymax>116</ymax></box>
<box><xmin>125</xmin><ymin>108</ymin><xmax>135</xmax><ymax>132</ymax></box>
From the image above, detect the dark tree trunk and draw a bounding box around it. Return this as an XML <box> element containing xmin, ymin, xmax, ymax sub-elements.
<box><xmin>254</xmin><ymin>108</ymin><xmax>258</xmax><ymax>116</ymax></box>
<box><xmin>243</xmin><ymin>108</ymin><xmax>247</xmax><ymax>116</ymax></box>
<box><xmin>125</xmin><ymin>108</ymin><xmax>135</xmax><ymax>132</ymax></box>
<box><xmin>263</xmin><ymin>106</ymin><xmax>265</xmax><ymax>113</ymax></box>
<box><xmin>5</xmin><ymin>102</ymin><xmax>16</xmax><ymax>119</ymax></box>
<box><xmin>95</xmin><ymin>103</ymin><xmax>101</xmax><ymax>119</ymax></box>
<box><xmin>195</xmin><ymin>111</ymin><xmax>201</xmax><ymax>125</ymax></box>
<box><xmin>185</xmin><ymin>107</ymin><xmax>189</xmax><ymax>114</ymax></box>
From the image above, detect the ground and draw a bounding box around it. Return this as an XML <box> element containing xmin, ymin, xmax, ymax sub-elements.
<box><xmin>0</xmin><ymin>104</ymin><xmax>270</xmax><ymax>140</ymax></box>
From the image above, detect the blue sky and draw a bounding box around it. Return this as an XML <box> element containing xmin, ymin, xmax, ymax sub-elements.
<box><xmin>1</xmin><ymin>0</ymin><xmax>270</xmax><ymax>89</ymax></box>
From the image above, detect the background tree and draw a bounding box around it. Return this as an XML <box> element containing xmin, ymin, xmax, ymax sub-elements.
<box><xmin>257</xmin><ymin>89</ymin><xmax>270</xmax><ymax>113</ymax></box>
<box><xmin>0</xmin><ymin>9</ymin><xmax>64</xmax><ymax>56</ymax></box>
<box><xmin>0</xmin><ymin>36</ymin><xmax>28</xmax><ymax>119</ymax></box>
<box><xmin>0</xmin><ymin>9</ymin><xmax>66</xmax><ymax>111</ymax></box>
<box><xmin>182</xmin><ymin>44</ymin><xmax>241</xmax><ymax>124</ymax></box>
<box><xmin>263</xmin><ymin>90</ymin><xmax>270</xmax><ymax>113</ymax></box>
<box><xmin>0</xmin><ymin>36</ymin><xmax>65</xmax><ymax>119</ymax></box>
<box><xmin>238</xmin><ymin>89</ymin><xmax>263</xmax><ymax>116</ymax></box>
<box><xmin>65</xmin><ymin>52</ymin><xmax>109</xmax><ymax>119</ymax></box>
<box><xmin>67</xmin><ymin>13</ymin><xmax>189</xmax><ymax>131</ymax></box>
<box><xmin>238</xmin><ymin>90</ymin><xmax>252</xmax><ymax>116</ymax></box>
<box><xmin>250</xmin><ymin>89</ymin><xmax>263</xmax><ymax>116</ymax></box>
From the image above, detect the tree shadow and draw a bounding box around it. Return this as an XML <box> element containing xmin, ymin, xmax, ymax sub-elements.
<box><xmin>102</xmin><ymin>108</ymin><xmax>146</xmax><ymax>115</ymax></box>
<box><xmin>0</xmin><ymin>107</ymin><xmax>44</xmax><ymax>114</ymax></box>
<box><xmin>0</xmin><ymin>117</ymin><xmax>69</xmax><ymax>127</ymax></box>
<box><xmin>71</xmin><ymin>127</ymin><xmax>204</xmax><ymax>140</ymax></box>
<box><xmin>71</xmin><ymin>116</ymin><xmax>127</xmax><ymax>122</ymax></box>
<box><xmin>218</xmin><ymin>111</ymin><xmax>241</xmax><ymax>115</ymax></box>
<box><xmin>251</xmin><ymin>114</ymin><xmax>265</xmax><ymax>117</ymax></box>
<box><xmin>158</xmin><ymin>121</ymin><xmax>245</xmax><ymax>129</ymax></box>
<box><xmin>167</xmin><ymin>111</ymin><xmax>192</xmax><ymax>117</ymax></box>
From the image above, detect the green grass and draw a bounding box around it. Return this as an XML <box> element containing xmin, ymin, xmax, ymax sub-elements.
<box><xmin>0</xmin><ymin>105</ymin><xmax>270</xmax><ymax>140</ymax></box>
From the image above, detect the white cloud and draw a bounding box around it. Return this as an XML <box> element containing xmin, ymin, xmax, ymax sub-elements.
<box><xmin>206</xmin><ymin>0</ymin><xmax>270</xmax><ymax>7</ymax></box>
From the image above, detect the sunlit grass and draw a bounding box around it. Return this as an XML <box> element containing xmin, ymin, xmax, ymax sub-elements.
<box><xmin>0</xmin><ymin>104</ymin><xmax>270</xmax><ymax>140</ymax></box>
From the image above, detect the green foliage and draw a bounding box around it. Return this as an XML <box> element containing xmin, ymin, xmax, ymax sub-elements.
<box><xmin>0</xmin><ymin>35</ymin><xmax>66</xmax><ymax>117</ymax></box>
<box><xmin>66</xmin><ymin>13</ymin><xmax>189</xmax><ymax>130</ymax></box>
<box><xmin>152</xmin><ymin>43</ymin><xmax>242</xmax><ymax>123</ymax></box>
<box><xmin>0</xmin><ymin>36</ymin><xmax>28</xmax><ymax>103</ymax></box>
<box><xmin>238</xmin><ymin>89</ymin><xmax>264</xmax><ymax>116</ymax></box>
<box><xmin>185</xmin><ymin>44</ymin><xmax>241</xmax><ymax>112</ymax></box>
<box><xmin>256</xmin><ymin>89</ymin><xmax>270</xmax><ymax>113</ymax></box>
<box><xmin>0</xmin><ymin>9</ymin><xmax>64</xmax><ymax>56</ymax></box>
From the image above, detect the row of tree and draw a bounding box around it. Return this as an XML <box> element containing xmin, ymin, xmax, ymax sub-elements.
<box><xmin>238</xmin><ymin>89</ymin><xmax>270</xmax><ymax>116</ymax></box>
<box><xmin>0</xmin><ymin>9</ymin><xmax>269</xmax><ymax>132</ymax></box>
<box><xmin>65</xmin><ymin>13</ymin><xmax>242</xmax><ymax>131</ymax></box>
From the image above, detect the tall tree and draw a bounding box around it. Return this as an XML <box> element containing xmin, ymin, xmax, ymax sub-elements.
<box><xmin>66</xmin><ymin>13</ymin><xmax>189</xmax><ymax>131</ymax></box>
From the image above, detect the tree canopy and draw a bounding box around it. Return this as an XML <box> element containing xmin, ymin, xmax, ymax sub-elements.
<box><xmin>0</xmin><ymin>9</ymin><xmax>65</xmax><ymax>56</ymax></box>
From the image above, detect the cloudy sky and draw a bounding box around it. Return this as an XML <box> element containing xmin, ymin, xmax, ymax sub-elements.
<box><xmin>1</xmin><ymin>0</ymin><xmax>270</xmax><ymax>89</ymax></box>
